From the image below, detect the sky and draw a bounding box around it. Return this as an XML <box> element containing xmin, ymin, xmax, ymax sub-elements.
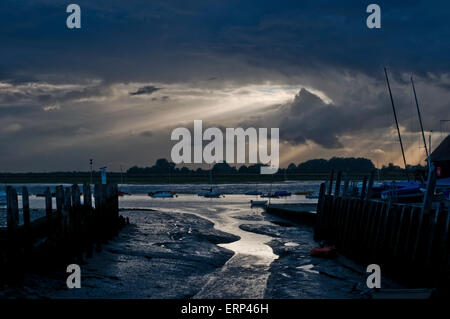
<box><xmin>1</xmin><ymin>0</ymin><xmax>449</xmax><ymax>172</ymax></box>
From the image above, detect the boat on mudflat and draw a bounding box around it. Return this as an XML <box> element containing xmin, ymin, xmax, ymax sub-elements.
<box><xmin>148</xmin><ymin>191</ymin><xmax>176</xmax><ymax>198</ymax></box>
<box><xmin>198</xmin><ymin>189</ymin><xmax>222</xmax><ymax>198</ymax></box>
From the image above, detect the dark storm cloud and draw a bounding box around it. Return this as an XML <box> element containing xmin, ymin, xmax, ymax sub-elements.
<box><xmin>129</xmin><ymin>86</ymin><xmax>161</xmax><ymax>96</ymax></box>
<box><xmin>1</xmin><ymin>0</ymin><xmax>450</xmax><ymax>171</ymax></box>
<box><xmin>1</xmin><ymin>0</ymin><xmax>449</xmax><ymax>83</ymax></box>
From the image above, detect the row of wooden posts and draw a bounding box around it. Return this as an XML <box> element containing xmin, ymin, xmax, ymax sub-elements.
<box><xmin>315</xmin><ymin>169</ymin><xmax>450</xmax><ymax>289</ymax></box>
<box><xmin>0</xmin><ymin>183</ymin><xmax>128</xmax><ymax>284</ymax></box>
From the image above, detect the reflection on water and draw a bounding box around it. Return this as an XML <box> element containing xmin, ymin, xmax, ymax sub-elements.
<box><xmin>0</xmin><ymin>185</ymin><xmax>318</xmax><ymax>298</ymax></box>
<box><xmin>123</xmin><ymin>194</ymin><xmax>288</xmax><ymax>298</ymax></box>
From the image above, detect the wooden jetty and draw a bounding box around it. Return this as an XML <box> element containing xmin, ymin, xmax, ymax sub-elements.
<box><xmin>265</xmin><ymin>203</ymin><xmax>317</xmax><ymax>225</ymax></box>
<box><xmin>315</xmin><ymin>169</ymin><xmax>449</xmax><ymax>292</ymax></box>
<box><xmin>0</xmin><ymin>183</ymin><xmax>128</xmax><ymax>284</ymax></box>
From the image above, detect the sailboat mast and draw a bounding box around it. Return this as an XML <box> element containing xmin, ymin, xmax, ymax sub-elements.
<box><xmin>411</xmin><ymin>77</ymin><xmax>430</xmax><ymax>168</ymax></box>
<box><xmin>384</xmin><ymin>67</ymin><xmax>409</xmax><ymax>181</ymax></box>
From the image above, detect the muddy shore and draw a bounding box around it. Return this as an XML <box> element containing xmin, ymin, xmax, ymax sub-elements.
<box><xmin>0</xmin><ymin>210</ymin><xmax>238</xmax><ymax>298</ymax></box>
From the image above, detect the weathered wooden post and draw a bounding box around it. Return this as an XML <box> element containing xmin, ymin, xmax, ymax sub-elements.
<box><xmin>71</xmin><ymin>184</ymin><xmax>81</xmax><ymax>207</ymax></box>
<box><xmin>94</xmin><ymin>184</ymin><xmax>105</xmax><ymax>251</ymax></box>
<box><xmin>314</xmin><ymin>182</ymin><xmax>327</xmax><ymax>241</ymax></box>
<box><xmin>327</xmin><ymin>169</ymin><xmax>334</xmax><ymax>196</ymax></box>
<box><xmin>411</xmin><ymin>166</ymin><xmax>437</xmax><ymax>264</ymax></box>
<box><xmin>365</xmin><ymin>169</ymin><xmax>375</xmax><ymax>200</ymax></box>
<box><xmin>82</xmin><ymin>183</ymin><xmax>94</xmax><ymax>258</ymax></box>
<box><xmin>360</xmin><ymin>176</ymin><xmax>368</xmax><ymax>200</ymax></box>
<box><xmin>22</xmin><ymin>187</ymin><xmax>30</xmax><ymax>229</ymax></box>
<box><xmin>6</xmin><ymin>186</ymin><xmax>21</xmax><ymax>283</ymax></box>
<box><xmin>44</xmin><ymin>187</ymin><xmax>52</xmax><ymax>219</ymax></box>
<box><xmin>342</xmin><ymin>172</ymin><xmax>350</xmax><ymax>198</ymax></box>
<box><xmin>335</xmin><ymin>171</ymin><xmax>342</xmax><ymax>198</ymax></box>
<box><xmin>6</xmin><ymin>187</ymin><xmax>19</xmax><ymax>232</ymax></box>
<box><xmin>55</xmin><ymin>186</ymin><xmax>64</xmax><ymax>215</ymax></box>
<box><xmin>71</xmin><ymin>184</ymin><xmax>83</xmax><ymax>262</ymax></box>
<box><xmin>83</xmin><ymin>183</ymin><xmax>92</xmax><ymax>208</ymax></box>
<box><xmin>63</xmin><ymin>187</ymin><xmax>72</xmax><ymax>235</ymax></box>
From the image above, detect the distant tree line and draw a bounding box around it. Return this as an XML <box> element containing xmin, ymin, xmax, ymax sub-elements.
<box><xmin>126</xmin><ymin>157</ymin><xmax>423</xmax><ymax>175</ymax></box>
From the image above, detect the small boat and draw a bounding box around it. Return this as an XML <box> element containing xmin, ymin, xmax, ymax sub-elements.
<box><xmin>380</xmin><ymin>181</ymin><xmax>425</xmax><ymax>203</ymax></box>
<box><xmin>198</xmin><ymin>189</ymin><xmax>222</xmax><ymax>198</ymax></box>
<box><xmin>250</xmin><ymin>200</ymin><xmax>267</xmax><ymax>206</ymax></box>
<box><xmin>148</xmin><ymin>191</ymin><xmax>176</xmax><ymax>198</ymax></box>
<box><xmin>245</xmin><ymin>190</ymin><xmax>263</xmax><ymax>196</ymax></box>
<box><xmin>274</xmin><ymin>190</ymin><xmax>291</xmax><ymax>197</ymax></box>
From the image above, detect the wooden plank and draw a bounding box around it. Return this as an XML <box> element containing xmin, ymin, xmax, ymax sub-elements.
<box><xmin>440</xmin><ymin>208</ymin><xmax>450</xmax><ymax>270</ymax></box>
<box><xmin>71</xmin><ymin>184</ymin><xmax>81</xmax><ymax>207</ymax></box>
<box><xmin>83</xmin><ymin>183</ymin><xmax>92</xmax><ymax>207</ymax></box>
<box><xmin>327</xmin><ymin>169</ymin><xmax>334</xmax><ymax>196</ymax></box>
<box><xmin>393</xmin><ymin>206</ymin><xmax>406</xmax><ymax>259</ymax></box>
<box><xmin>403</xmin><ymin>206</ymin><xmax>416</xmax><ymax>257</ymax></box>
<box><xmin>334</xmin><ymin>171</ymin><xmax>342</xmax><ymax>198</ymax></box>
<box><xmin>44</xmin><ymin>187</ymin><xmax>52</xmax><ymax>219</ymax></box>
<box><xmin>7</xmin><ymin>187</ymin><xmax>19</xmax><ymax>232</ymax></box>
<box><xmin>422</xmin><ymin>166</ymin><xmax>437</xmax><ymax>213</ymax></box>
<box><xmin>55</xmin><ymin>185</ymin><xmax>64</xmax><ymax>214</ymax></box>
<box><xmin>365</xmin><ymin>169</ymin><xmax>375</xmax><ymax>200</ymax></box>
<box><xmin>22</xmin><ymin>187</ymin><xmax>30</xmax><ymax>229</ymax></box>
<box><xmin>411</xmin><ymin>208</ymin><xmax>425</xmax><ymax>264</ymax></box>
<box><xmin>342</xmin><ymin>173</ymin><xmax>350</xmax><ymax>198</ymax></box>
<box><xmin>63</xmin><ymin>187</ymin><xmax>72</xmax><ymax>232</ymax></box>
<box><xmin>360</xmin><ymin>176</ymin><xmax>368</xmax><ymax>200</ymax></box>
<box><xmin>424</xmin><ymin>206</ymin><xmax>439</xmax><ymax>267</ymax></box>
<box><xmin>314</xmin><ymin>182</ymin><xmax>327</xmax><ymax>240</ymax></box>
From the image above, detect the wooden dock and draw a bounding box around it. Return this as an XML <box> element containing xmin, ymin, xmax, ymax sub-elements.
<box><xmin>0</xmin><ymin>183</ymin><xmax>129</xmax><ymax>284</ymax></box>
<box><xmin>315</xmin><ymin>169</ymin><xmax>450</xmax><ymax>291</ymax></box>
<box><xmin>264</xmin><ymin>203</ymin><xmax>317</xmax><ymax>225</ymax></box>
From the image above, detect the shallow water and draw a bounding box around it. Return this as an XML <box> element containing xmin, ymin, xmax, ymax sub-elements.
<box><xmin>1</xmin><ymin>186</ymin><xmax>320</xmax><ymax>298</ymax></box>
<box><xmin>120</xmin><ymin>194</ymin><xmax>289</xmax><ymax>298</ymax></box>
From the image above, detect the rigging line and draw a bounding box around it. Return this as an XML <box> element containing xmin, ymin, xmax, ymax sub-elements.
<box><xmin>384</xmin><ymin>67</ymin><xmax>409</xmax><ymax>181</ymax></box>
<box><xmin>411</xmin><ymin>77</ymin><xmax>430</xmax><ymax>169</ymax></box>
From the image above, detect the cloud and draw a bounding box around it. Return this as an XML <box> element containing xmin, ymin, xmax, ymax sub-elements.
<box><xmin>0</xmin><ymin>1</ymin><xmax>449</xmax><ymax>171</ymax></box>
<box><xmin>140</xmin><ymin>130</ymin><xmax>154</xmax><ymax>137</ymax></box>
<box><xmin>129</xmin><ymin>86</ymin><xmax>161</xmax><ymax>96</ymax></box>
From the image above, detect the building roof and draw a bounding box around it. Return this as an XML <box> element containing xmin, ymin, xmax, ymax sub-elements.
<box><xmin>430</xmin><ymin>135</ymin><xmax>450</xmax><ymax>162</ymax></box>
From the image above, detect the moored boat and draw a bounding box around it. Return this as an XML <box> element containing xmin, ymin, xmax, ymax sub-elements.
<box><xmin>148</xmin><ymin>191</ymin><xmax>176</xmax><ymax>198</ymax></box>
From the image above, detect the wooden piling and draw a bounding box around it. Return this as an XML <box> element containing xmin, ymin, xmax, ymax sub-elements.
<box><xmin>6</xmin><ymin>187</ymin><xmax>19</xmax><ymax>232</ymax></box>
<box><xmin>22</xmin><ymin>187</ymin><xmax>30</xmax><ymax>229</ymax></box>
<box><xmin>365</xmin><ymin>169</ymin><xmax>375</xmax><ymax>200</ymax></box>
<box><xmin>0</xmin><ymin>183</ymin><xmax>126</xmax><ymax>282</ymax></box>
<box><xmin>327</xmin><ymin>169</ymin><xmax>334</xmax><ymax>196</ymax></box>
<box><xmin>44</xmin><ymin>187</ymin><xmax>52</xmax><ymax>220</ymax></box>
<box><xmin>342</xmin><ymin>173</ymin><xmax>350</xmax><ymax>198</ymax></box>
<box><xmin>314</xmin><ymin>182</ymin><xmax>327</xmax><ymax>241</ymax></box>
<box><xmin>334</xmin><ymin>171</ymin><xmax>342</xmax><ymax>198</ymax></box>
<box><xmin>360</xmin><ymin>176</ymin><xmax>368</xmax><ymax>200</ymax></box>
<box><xmin>83</xmin><ymin>183</ymin><xmax>92</xmax><ymax>207</ymax></box>
<box><xmin>55</xmin><ymin>186</ymin><xmax>64</xmax><ymax>215</ymax></box>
